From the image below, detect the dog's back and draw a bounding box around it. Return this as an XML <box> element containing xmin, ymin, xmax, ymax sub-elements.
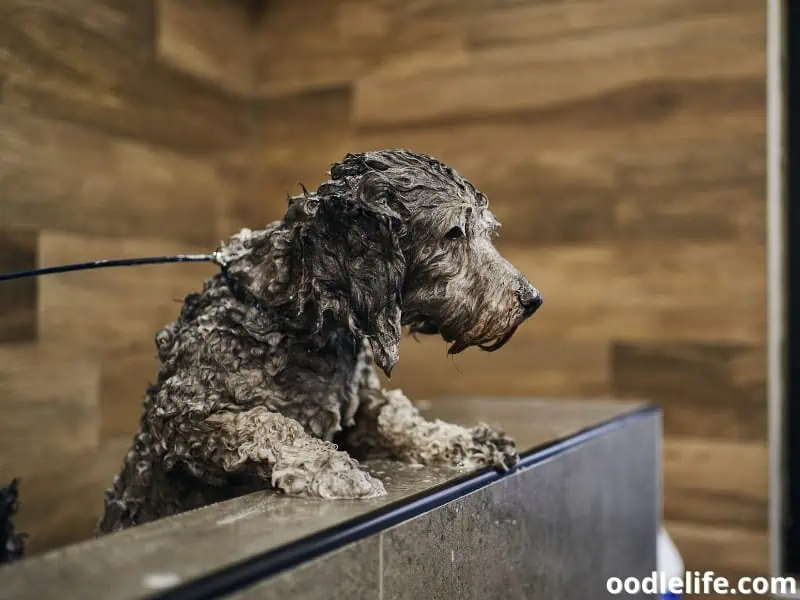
<box><xmin>97</xmin><ymin>278</ymin><xmax>240</xmax><ymax>534</ymax></box>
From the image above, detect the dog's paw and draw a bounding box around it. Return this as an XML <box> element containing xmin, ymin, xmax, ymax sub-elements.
<box><xmin>313</xmin><ymin>467</ymin><xmax>387</xmax><ymax>500</ymax></box>
<box><xmin>273</xmin><ymin>451</ymin><xmax>387</xmax><ymax>500</ymax></box>
<box><xmin>468</xmin><ymin>424</ymin><xmax>519</xmax><ymax>472</ymax></box>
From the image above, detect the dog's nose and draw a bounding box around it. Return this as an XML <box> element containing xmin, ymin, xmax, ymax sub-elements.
<box><xmin>517</xmin><ymin>282</ymin><xmax>542</xmax><ymax>316</ymax></box>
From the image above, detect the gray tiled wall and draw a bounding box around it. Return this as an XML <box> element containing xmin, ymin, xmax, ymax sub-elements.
<box><xmin>230</xmin><ymin>412</ymin><xmax>660</xmax><ymax>600</ymax></box>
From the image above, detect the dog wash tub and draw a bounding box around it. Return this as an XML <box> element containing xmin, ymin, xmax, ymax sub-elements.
<box><xmin>0</xmin><ymin>398</ymin><xmax>659</xmax><ymax>600</ymax></box>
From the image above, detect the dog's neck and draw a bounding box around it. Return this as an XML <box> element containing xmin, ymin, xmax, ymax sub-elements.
<box><xmin>214</xmin><ymin>225</ymin><xmax>362</xmax><ymax>349</ymax></box>
<box><xmin>215</xmin><ymin>225</ymin><xmax>296</xmax><ymax>310</ymax></box>
<box><xmin>219</xmin><ymin>266</ymin><xmax>267</xmax><ymax>314</ymax></box>
<box><xmin>215</xmin><ymin>184</ymin><xmax>404</xmax><ymax>377</ymax></box>
<box><xmin>212</xmin><ymin>225</ymin><xmax>369</xmax><ymax>425</ymax></box>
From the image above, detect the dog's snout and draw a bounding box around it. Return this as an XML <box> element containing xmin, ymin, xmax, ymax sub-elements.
<box><xmin>516</xmin><ymin>280</ymin><xmax>542</xmax><ymax>316</ymax></box>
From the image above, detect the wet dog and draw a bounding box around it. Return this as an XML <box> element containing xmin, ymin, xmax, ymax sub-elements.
<box><xmin>98</xmin><ymin>150</ymin><xmax>542</xmax><ymax>534</ymax></box>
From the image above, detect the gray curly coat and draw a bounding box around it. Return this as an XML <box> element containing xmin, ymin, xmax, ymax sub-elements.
<box><xmin>97</xmin><ymin>150</ymin><xmax>542</xmax><ymax>534</ymax></box>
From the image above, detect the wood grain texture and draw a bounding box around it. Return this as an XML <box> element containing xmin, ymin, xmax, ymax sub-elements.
<box><xmin>0</xmin><ymin>0</ymin><xmax>255</xmax><ymax>557</ymax></box>
<box><xmin>253</xmin><ymin>1</ymin><xmax>438</xmax><ymax>97</ymax></box>
<box><xmin>0</xmin><ymin>228</ymin><xmax>38</xmax><ymax>342</ymax></box>
<box><xmin>611</xmin><ymin>342</ymin><xmax>766</xmax><ymax>440</ymax></box>
<box><xmin>488</xmin><ymin>243</ymin><xmax>765</xmax><ymax>347</ymax></box>
<box><xmin>228</xmin><ymin>87</ymin><xmax>354</xmax><ymax>232</ymax></box>
<box><xmin>354</xmin><ymin>9</ymin><xmax>764</xmax><ymax>128</ymax></box>
<box><xmin>0</xmin><ymin>0</ymin><xmax>248</xmax><ymax>152</ymax></box>
<box><xmin>37</xmin><ymin>232</ymin><xmax>217</xmax><ymax>354</ymax></box>
<box><xmin>0</xmin><ymin>343</ymin><xmax>100</xmax><ymax>478</ymax></box>
<box><xmin>13</xmin><ymin>437</ymin><xmax>131</xmax><ymax>553</ymax></box>
<box><xmin>0</xmin><ymin>0</ymin><xmax>155</xmax><ymax>55</ymax></box>
<box><xmin>156</xmin><ymin>0</ymin><xmax>254</xmax><ymax>95</ymax></box>
<box><xmin>668</xmin><ymin>520</ymin><xmax>769</xmax><ymax>579</ymax></box>
<box><xmin>100</xmin><ymin>341</ymin><xmax>158</xmax><ymax>438</ymax></box>
<box><xmin>663</xmin><ymin>438</ymin><xmax>768</xmax><ymax>532</ymax></box>
<box><xmin>0</xmin><ymin>108</ymin><xmax>237</xmax><ymax>246</ymax></box>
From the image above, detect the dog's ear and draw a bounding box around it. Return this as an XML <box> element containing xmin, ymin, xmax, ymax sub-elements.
<box><xmin>296</xmin><ymin>172</ymin><xmax>406</xmax><ymax>376</ymax></box>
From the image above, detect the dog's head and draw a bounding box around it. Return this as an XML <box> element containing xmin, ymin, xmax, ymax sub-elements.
<box><xmin>291</xmin><ymin>149</ymin><xmax>541</xmax><ymax>377</ymax></box>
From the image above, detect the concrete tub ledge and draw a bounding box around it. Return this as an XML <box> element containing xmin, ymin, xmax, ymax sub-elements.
<box><xmin>0</xmin><ymin>398</ymin><xmax>661</xmax><ymax>600</ymax></box>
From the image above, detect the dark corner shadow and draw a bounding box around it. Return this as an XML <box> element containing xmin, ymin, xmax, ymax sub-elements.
<box><xmin>784</xmin><ymin>0</ymin><xmax>800</xmax><ymax>578</ymax></box>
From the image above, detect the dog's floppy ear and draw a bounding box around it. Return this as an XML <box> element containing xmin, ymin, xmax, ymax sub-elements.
<box><xmin>295</xmin><ymin>171</ymin><xmax>406</xmax><ymax>376</ymax></box>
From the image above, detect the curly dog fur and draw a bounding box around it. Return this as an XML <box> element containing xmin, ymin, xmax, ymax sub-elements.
<box><xmin>97</xmin><ymin>150</ymin><xmax>542</xmax><ymax>534</ymax></box>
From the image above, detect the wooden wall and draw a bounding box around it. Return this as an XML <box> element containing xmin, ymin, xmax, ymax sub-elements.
<box><xmin>0</xmin><ymin>0</ymin><xmax>767</xmax><ymax>586</ymax></box>
<box><xmin>0</xmin><ymin>0</ymin><xmax>253</xmax><ymax>552</ymax></box>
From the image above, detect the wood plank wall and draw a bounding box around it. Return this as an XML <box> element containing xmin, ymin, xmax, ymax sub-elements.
<box><xmin>0</xmin><ymin>0</ymin><xmax>254</xmax><ymax>553</ymax></box>
<box><xmin>0</xmin><ymin>0</ymin><xmax>767</xmax><ymax>586</ymax></box>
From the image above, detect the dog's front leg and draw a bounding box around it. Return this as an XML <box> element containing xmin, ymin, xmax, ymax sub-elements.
<box><xmin>346</xmin><ymin>386</ymin><xmax>519</xmax><ymax>472</ymax></box>
<box><xmin>201</xmin><ymin>407</ymin><xmax>386</xmax><ymax>499</ymax></box>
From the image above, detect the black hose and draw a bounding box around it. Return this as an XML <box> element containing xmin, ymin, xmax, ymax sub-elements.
<box><xmin>0</xmin><ymin>254</ymin><xmax>218</xmax><ymax>282</ymax></box>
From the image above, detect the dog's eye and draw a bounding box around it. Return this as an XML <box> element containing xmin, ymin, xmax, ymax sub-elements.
<box><xmin>445</xmin><ymin>226</ymin><xmax>465</xmax><ymax>240</ymax></box>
